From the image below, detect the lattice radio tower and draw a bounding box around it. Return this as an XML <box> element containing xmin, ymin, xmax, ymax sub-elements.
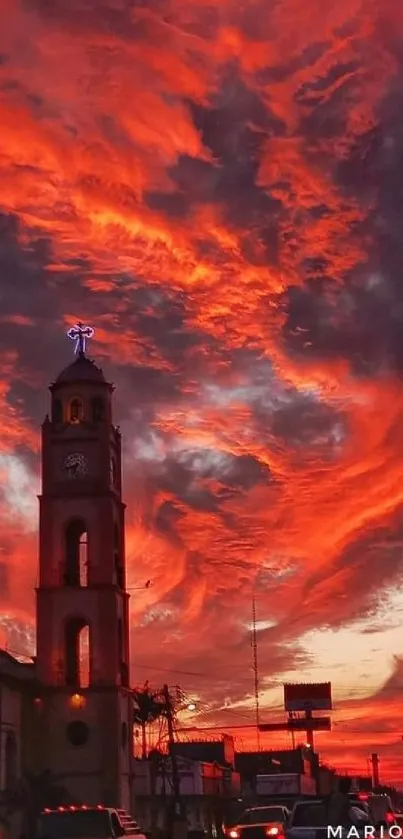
<box><xmin>252</xmin><ymin>593</ymin><xmax>261</xmax><ymax>751</ymax></box>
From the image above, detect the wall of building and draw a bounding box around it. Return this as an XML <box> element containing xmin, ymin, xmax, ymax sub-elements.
<box><xmin>0</xmin><ymin>682</ymin><xmax>22</xmax><ymax>790</ymax></box>
<box><xmin>0</xmin><ymin>653</ymin><xmax>36</xmax><ymax>793</ymax></box>
<box><xmin>132</xmin><ymin>757</ymin><xmax>240</xmax><ymax>836</ymax></box>
<box><xmin>173</xmin><ymin>737</ymin><xmax>235</xmax><ymax>769</ymax></box>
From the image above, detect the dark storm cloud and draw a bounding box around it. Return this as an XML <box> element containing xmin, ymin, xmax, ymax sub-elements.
<box><xmin>154</xmin><ymin>449</ymin><xmax>269</xmax><ymax>514</ymax></box>
<box><xmin>296</xmin><ymin>63</ymin><xmax>361</xmax><ymax>134</ymax></box>
<box><xmin>269</xmin><ymin>392</ymin><xmax>347</xmax><ymax>454</ymax></box>
<box><xmin>258</xmin><ymin>41</ymin><xmax>332</xmax><ymax>84</ymax></box>
<box><xmin>188</xmin><ymin>76</ymin><xmax>284</xmax><ymax>251</ymax></box>
<box><xmin>292</xmin><ymin>517</ymin><xmax>403</xmax><ymax>633</ymax></box>
<box><xmin>22</xmin><ymin>0</ymin><xmax>137</xmax><ymax>37</ymax></box>
<box><xmin>281</xmin><ymin>55</ymin><xmax>403</xmax><ymax>378</ymax></box>
<box><xmin>0</xmin><ymin>212</ymin><xmax>230</xmax><ymax>429</ymax></box>
<box><xmin>373</xmin><ymin>656</ymin><xmax>403</xmax><ymax>699</ymax></box>
<box><xmin>154</xmin><ymin>500</ymin><xmax>185</xmax><ymax>546</ymax></box>
<box><xmin>127</xmin><ymin>284</ymin><xmax>215</xmax><ymax>360</ymax></box>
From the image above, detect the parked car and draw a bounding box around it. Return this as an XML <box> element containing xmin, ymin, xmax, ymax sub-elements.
<box><xmin>36</xmin><ymin>805</ymin><xmax>148</xmax><ymax>839</ymax></box>
<box><xmin>225</xmin><ymin>805</ymin><xmax>290</xmax><ymax>839</ymax></box>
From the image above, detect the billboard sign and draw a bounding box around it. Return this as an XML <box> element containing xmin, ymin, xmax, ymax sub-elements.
<box><xmin>288</xmin><ymin>716</ymin><xmax>331</xmax><ymax>731</ymax></box>
<box><xmin>284</xmin><ymin>682</ymin><xmax>332</xmax><ymax>712</ymax></box>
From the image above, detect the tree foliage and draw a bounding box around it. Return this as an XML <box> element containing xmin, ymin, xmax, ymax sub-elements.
<box><xmin>132</xmin><ymin>682</ymin><xmax>166</xmax><ymax>758</ymax></box>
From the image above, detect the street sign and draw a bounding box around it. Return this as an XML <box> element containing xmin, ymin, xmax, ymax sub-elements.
<box><xmin>259</xmin><ymin>716</ymin><xmax>331</xmax><ymax>732</ymax></box>
<box><xmin>259</xmin><ymin>722</ymin><xmax>291</xmax><ymax>732</ymax></box>
<box><xmin>284</xmin><ymin>682</ymin><xmax>332</xmax><ymax>712</ymax></box>
<box><xmin>288</xmin><ymin>716</ymin><xmax>331</xmax><ymax>731</ymax></box>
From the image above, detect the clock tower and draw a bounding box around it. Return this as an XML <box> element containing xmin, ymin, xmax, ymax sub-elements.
<box><xmin>35</xmin><ymin>325</ymin><xmax>132</xmax><ymax>809</ymax></box>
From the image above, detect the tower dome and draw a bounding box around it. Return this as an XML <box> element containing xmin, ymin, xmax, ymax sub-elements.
<box><xmin>48</xmin><ymin>322</ymin><xmax>112</xmax><ymax>425</ymax></box>
<box><xmin>55</xmin><ymin>353</ymin><xmax>106</xmax><ymax>385</ymax></box>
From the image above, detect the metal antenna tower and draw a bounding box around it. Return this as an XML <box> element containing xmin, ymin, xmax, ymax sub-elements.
<box><xmin>252</xmin><ymin>593</ymin><xmax>261</xmax><ymax>750</ymax></box>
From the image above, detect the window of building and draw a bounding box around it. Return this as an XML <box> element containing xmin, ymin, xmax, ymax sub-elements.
<box><xmin>91</xmin><ymin>397</ymin><xmax>105</xmax><ymax>422</ymax></box>
<box><xmin>64</xmin><ymin>519</ymin><xmax>88</xmax><ymax>587</ymax></box>
<box><xmin>79</xmin><ymin>531</ymin><xmax>88</xmax><ymax>587</ymax></box>
<box><xmin>68</xmin><ymin>398</ymin><xmax>84</xmax><ymax>424</ymax></box>
<box><xmin>66</xmin><ymin>720</ymin><xmax>90</xmax><ymax>747</ymax></box>
<box><xmin>65</xmin><ymin>618</ymin><xmax>91</xmax><ymax>688</ymax></box>
<box><xmin>52</xmin><ymin>399</ymin><xmax>63</xmax><ymax>423</ymax></box>
<box><xmin>4</xmin><ymin>732</ymin><xmax>17</xmax><ymax>789</ymax></box>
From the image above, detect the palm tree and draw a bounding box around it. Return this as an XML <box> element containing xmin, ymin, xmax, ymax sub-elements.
<box><xmin>0</xmin><ymin>769</ymin><xmax>70</xmax><ymax>839</ymax></box>
<box><xmin>132</xmin><ymin>682</ymin><xmax>165</xmax><ymax>759</ymax></box>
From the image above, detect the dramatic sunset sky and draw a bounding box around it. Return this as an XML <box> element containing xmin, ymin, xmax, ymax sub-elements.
<box><xmin>1</xmin><ymin>0</ymin><xmax>403</xmax><ymax>785</ymax></box>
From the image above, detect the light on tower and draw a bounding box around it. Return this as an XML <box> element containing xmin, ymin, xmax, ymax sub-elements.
<box><xmin>69</xmin><ymin>693</ymin><xmax>86</xmax><ymax>709</ymax></box>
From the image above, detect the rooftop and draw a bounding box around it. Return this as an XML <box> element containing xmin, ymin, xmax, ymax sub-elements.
<box><xmin>54</xmin><ymin>352</ymin><xmax>107</xmax><ymax>385</ymax></box>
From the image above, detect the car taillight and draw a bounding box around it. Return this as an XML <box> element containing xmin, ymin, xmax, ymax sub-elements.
<box><xmin>266</xmin><ymin>829</ymin><xmax>283</xmax><ymax>837</ymax></box>
<box><xmin>386</xmin><ymin>813</ymin><xmax>395</xmax><ymax>824</ymax></box>
<box><xmin>228</xmin><ymin>830</ymin><xmax>240</xmax><ymax>838</ymax></box>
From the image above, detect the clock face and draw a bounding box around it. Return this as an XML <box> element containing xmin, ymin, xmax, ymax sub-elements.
<box><xmin>63</xmin><ymin>453</ymin><xmax>89</xmax><ymax>479</ymax></box>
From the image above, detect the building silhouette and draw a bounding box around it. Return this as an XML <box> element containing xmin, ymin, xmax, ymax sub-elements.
<box><xmin>0</xmin><ymin>340</ymin><xmax>132</xmax><ymax>809</ymax></box>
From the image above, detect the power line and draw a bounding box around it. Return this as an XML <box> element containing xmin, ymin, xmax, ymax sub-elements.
<box><xmin>133</xmin><ymin>662</ymin><xmax>403</xmax><ymax>692</ymax></box>
<box><xmin>4</xmin><ymin>644</ymin><xmax>402</xmax><ymax>694</ymax></box>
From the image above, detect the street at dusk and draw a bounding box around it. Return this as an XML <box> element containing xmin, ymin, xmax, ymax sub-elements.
<box><xmin>0</xmin><ymin>0</ymin><xmax>403</xmax><ymax>802</ymax></box>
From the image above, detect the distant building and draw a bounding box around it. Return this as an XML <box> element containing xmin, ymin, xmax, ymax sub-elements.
<box><xmin>0</xmin><ymin>650</ymin><xmax>37</xmax><ymax>789</ymax></box>
<box><xmin>234</xmin><ymin>746</ymin><xmax>318</xmax><ymax>798</ymax></box>
<box><xmin>133</xmin><ymin>755</ymin><xmax>240</xmax><ymax>835</ymax></box>
<box><xmin>172</xmin><ymin>736</ymin><xmax>236</xmax><ymax>769</ymax></box>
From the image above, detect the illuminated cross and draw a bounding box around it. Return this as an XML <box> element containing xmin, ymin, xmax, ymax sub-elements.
<box><xmin>67</xmin><ymin>322</ymin><xmax>95</xmax><ymax>355</ymax></box>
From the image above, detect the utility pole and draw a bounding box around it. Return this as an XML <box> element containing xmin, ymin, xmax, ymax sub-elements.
<box><xmin>305</xmin><ymin>710</ymin><xmax>314</xmax><ymax>750</ymax></box>
<box><xmin>251</xmin><ymin>594</ymin><xmax>260</xmax><ymax>751</ymax></box>
<box><xmin>163</xmin><ymin>684</ymin><xmax>187</xmax><ymax>839</ymax></box>
<box><xmin>371</xmin><ymin>752</ymin><xmax>380</xmax><ymax>789</ymax></box>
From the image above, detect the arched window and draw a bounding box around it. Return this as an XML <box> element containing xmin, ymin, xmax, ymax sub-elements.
<box><xmin>65</xmin><ymin>618</ymin><xmax>91</xmax><ymax>688</ymax></box>
<box><xmin>91</xmin><ymin>397</ymin><xmax>105</xmax><ymax>422</ymax></box>
<box><xmin>4</xmin><ymin>732</ymin><xmax>17</xmax><ymax>789</ymax></box>
<box><xmin>69</xmin><ymin>398</ymin><xmax>84</xmax><ymax>424</ymax></box>
<box><xmin>64</xmin><ymin>519</ymin><xmax>88</xmax><ymax>587</ymax></box>
<box><xmin>52</xmin><ymin>399</ymin><xmax>63</xmax><ymax>423</ymax></box>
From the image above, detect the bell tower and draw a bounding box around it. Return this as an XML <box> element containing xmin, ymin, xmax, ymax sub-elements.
<box><xmin>35</xmin><ymin>323</ymin><xmax>132</xmax><ymax>809</ymax></box>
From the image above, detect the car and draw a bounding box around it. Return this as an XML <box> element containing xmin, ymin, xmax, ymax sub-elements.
<box><xmin>36</xmin><ymin>805</ymin><xmax>148</xmax><ymax>839</ymax></box>
<box><xmin>348</xmin><ymin>793</ymin><xmax>396</xmax><ymax>828</ymax></box>
<box><xmin>225</xmin><ymin>805</ymin><xmax>290</xmax><ymax>839</ymax></box>
<box><xmin>286</xmin><ymin>798</ymin><xmax>376</xmax><ymax>839</ymax></box>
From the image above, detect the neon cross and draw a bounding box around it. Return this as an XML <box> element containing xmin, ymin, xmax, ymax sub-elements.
<box><xmin>67</xmin><ymin>322</ymin><xmax>94</xmax><ymax>355</ymax></box>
